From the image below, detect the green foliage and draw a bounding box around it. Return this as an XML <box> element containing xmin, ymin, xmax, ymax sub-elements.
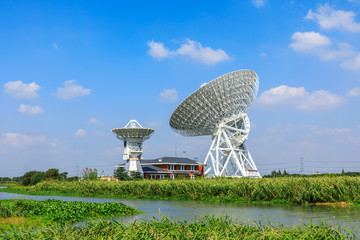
<box><xmin>0</xmin><ymin>177</ymin><xmax>12</xmax><ymax>184</ymax></box>
<box><xmin>0</xmin><ymin>215</ymin><xmax>355</xmax><ymax>239</ymax></box>
<box><xmin>11</xmin><ymin>176</ymin><xmax>23</xmax><ymax>183</ymax></box>
<box><xmin>264</xmin><ymin>171</ymin><xmax>360</xmax><ymax>178</ymax></box>
<box><xmin>45</xmin><ymin>168</ymin><xmax>60</xmax><ymax>180</ymax></box>
<box><xmin>113</xmin><ymin>168</ymin><xmax>129</xmax><ymax>181</ymax></box>
<box><xmin>59</xmin><ymin>172</ymin><xmax>68</xmax><ymax>180</ymax></box>
<box><xmin>129</xmin><ymin>171</ymin><xmax>142</xmax><ymax>180</ymax></box>
<box><xmin>113</xmin><ymin>169</ymin><xmax>142</xmax><ymax>181</ymax></box>
<box><xmin>0</xmin><ymin>199</ymin><xmax>141</xmax><ymax>224</ymax></box>
<box><xmin>65</xmin><ymin>176</ymin><xmax>79</xmax><ymax>182</ymax></box>
<box><xmin>81</xmin><ymin>168</ymin><xmax>98</xmax><ymax>181</ymax></box>
<box><xmin>18</xmin><ymin>169</ymin><xmax>71</xmax><ymax>186</ymax></box>
<box><xmin>32</xmin><ymin>176</ymin><xmax>360</xmax><ymax>204</ymax></box>
<box><xmin>22</xmin><ymin>171</ymin><xmax>46</xmax><ymax>186</ymax></box>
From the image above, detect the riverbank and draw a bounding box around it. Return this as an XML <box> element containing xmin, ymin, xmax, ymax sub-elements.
<box><xmin>1</xmin><ymin>215</ymin><xmax>356</xmax><ymax>239</ymax></box>
<box><xmin>0</xmin><ymin>184</ymin><xmax>292</xmax><ymax>205</ymax></box>
<box><xmin>2</xmin><ymin>176</ymin><xmax>360</xmax><ymax>205</ymax></box>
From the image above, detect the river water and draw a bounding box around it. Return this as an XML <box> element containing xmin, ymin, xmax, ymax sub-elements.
<box><xmin>0</xmin><ymin>187</ymin><xmax>359</xmax><ymax>235</ymax></box>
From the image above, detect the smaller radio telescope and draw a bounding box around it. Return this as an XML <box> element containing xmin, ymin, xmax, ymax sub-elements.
<box><xmin>170</xmin><ymin>70</ymin><xmax>261</xmax><ymax>178</ymax></box>
<box><xmin>112</xmin><ymin>120</ymin><xmax>154</xmax><ymax>174</ymax></box>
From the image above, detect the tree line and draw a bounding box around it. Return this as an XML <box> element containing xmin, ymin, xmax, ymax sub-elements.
<box><xmin>0</xmin><ymin>169</ymin><xmax>79</xmax><ymax>186</ymax></box>
<box><xmin>0</xmin><ymin>167</ymin><xmax>143</xmax><ymax>186</ymax></box>
<box><xmin>263</xmin><ymin>169</ymin><xmax>360</xmax><ymax>178</ymax></box>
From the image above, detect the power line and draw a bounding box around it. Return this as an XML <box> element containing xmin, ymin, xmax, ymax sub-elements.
<box><xmin>257</xmin><ymin>160</ymin><xmax>299</xmax><ymax>165</ymax></box>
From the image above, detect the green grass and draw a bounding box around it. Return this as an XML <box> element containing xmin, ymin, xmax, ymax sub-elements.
<box><xmin>0</xmin><ymin>199</ymin><xmax>141</xmax><ymax>232</ymax></box>
<box><xmin>2</xmin><ymin>176</ymin><xmax>360</xmax><ymax>205</ymax></box>
<box><xmin>0</xmin><ymin>215</ymin><xmax>356</xmax><ymax>239</ymax></box>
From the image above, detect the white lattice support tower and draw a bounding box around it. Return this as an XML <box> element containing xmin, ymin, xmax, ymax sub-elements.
<box><xmin>204</xmin><ymin>113</ymin><xmax>261</xmax><ymax>178</ymax></box>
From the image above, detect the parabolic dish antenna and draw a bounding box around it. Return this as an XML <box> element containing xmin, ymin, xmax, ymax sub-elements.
<box><xmin>169</xmin><ymin>70</ymin><xmax>261</xmax><ymax>178</ymax></box>
<box><xmin>112</xmin><ymin>120</ymin><xmax>154</xmax><ymax>174</ymax></box>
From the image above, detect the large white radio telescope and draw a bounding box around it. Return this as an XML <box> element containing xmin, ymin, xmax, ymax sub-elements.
<box><xmin>170</xmin><ymin>70</ymin><xmax>261</xmax><ymax>178</ymax></box>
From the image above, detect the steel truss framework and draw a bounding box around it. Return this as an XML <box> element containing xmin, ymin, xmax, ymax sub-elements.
<box><xmin>204</xmin><ymin>113</ymin><xmax>261</xmax><ymax>178</ymax></box>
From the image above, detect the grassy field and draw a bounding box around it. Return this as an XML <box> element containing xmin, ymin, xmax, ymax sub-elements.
<box><xmin>0</xmin><ymin>215</ymin><xmax>356</xmax><ymax>239</ymax></box>
<box><xmin>0</xmin><ymin>199</ymin><xmax>141</xmax><ymax>232</ymax></box>
<box><xmin>2</xmin><ymin>176</ymin><xmax>360</xmax><ymax>204</ymax></box>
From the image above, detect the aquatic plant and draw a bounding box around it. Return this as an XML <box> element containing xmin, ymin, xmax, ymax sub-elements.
<box><xmin>0</xmin><ymin>199</ymin><xmax>141</xmax><ymax>224</ymax></box>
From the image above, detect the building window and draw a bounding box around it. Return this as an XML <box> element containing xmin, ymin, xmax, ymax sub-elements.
<box><xmin>180</xmin><ymin>165</ymin><xmax>186</xmax><ymax>171</ymax></box>
<box><xmin>169</xmin><ymin>174</ymin><xmax>175</xmax><ymax>179</ymax></box>
<box><xmin>169</xmin><ymin>165</ymin><xmax>175</xmax><ymax>171</ymax></box>
<box><xmin>158</xmin><ymin>175</ymin><xmax>165</xmax><ymax>179</ymax></box>
<box><xmin>150</xmin><ymin>174</ymin><xmax>155</xmax><ymax>179</ymax></box>
<box><xmin>190</xmin><ymin>175</ymin><xmax>195</xmax><ymax>179</ymax></box>
<box><xmin>190</xmin><ymin>165</ymin><xmax>196</xmax><ymax>171</ymax></box>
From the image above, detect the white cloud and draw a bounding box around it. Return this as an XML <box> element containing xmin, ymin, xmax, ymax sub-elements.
<box><xmin>256</xmin><ymin>85</ymin><xmax>346</xmax><ymax>111</ymax></box>
<box><xmin>147</xmin><ymin>41</ymin><xmax>172</xmax><ymax>60</ymax></box>
<box><xmin>74</xmin><ymin>129</ymin><xmax>86</xmax><ymax>137</ymax></box>
<box><xmin>260</xmin><ymin>52</ymin><xmax>267</xmax><ymax>57</ymax></box>
<box><xmin>290</xmin><ymin>31</ymin><xmax>331</xmax><ymax>52</ymax></box>
<box><xmin>305</xmin><ymin>4</ymin><xmax>360</xmax><ymax>32</ymax></box>
<box><xmin>292</xmin><ymin>5</ymin><xmax>360</xmax><ymax>71</ymax></box>
<box><xmin>56</xmin><ymin>80</ymin><xmax>91</xmax><ymax>100</ymax></box>
<box><xmin>159</xmin><ymin>88</ymin><xmax>178</xmax><ymax>102</ymax></box>
<box><xmin>176</xmin><ymin>39</ymin><xmax>230</xmax><ymax>65</ymax></box>
<box><xmin>341</xmin><ymin>52</ymin><xmax>360</xmax><ymax>70</ymax></box>
<box><xmin>252</xmin><ymin>0</ymin><xmax>266</xmax><ymax>7</ymax></box>
<box><xmin>89</xmin><ymin>118</ymin><xmax>103</xmax><ymax>125</ymax></box>
<box><xmin>319</xmin><ymin>42</ymin><xmax>355</xmax><ymax>61</ymax></box>
<box><xmin>290</xmin><ymin>31</ymin><xmax>356</xmax><ymax>66</ymax></box>
<box><xmin>257</xmin><ymin>85</ymin><xmax>308</xmax><ymax>105</ymax></box>
<box><xmin>52</xmin><ymin>43</ymin><xmax>61</xmax><ymax>50</ymax></box>
<box><xmin>347</xmin><ymin>87</ymin><xmax>360</xmax><ymax>97</ymax></box>
<box><xmin>4</xmin><ymin>80</ymin><xmax>40</xmax><ymax>99</ymax></box>
<box><xmin>147</xmin><ymin>39</ymin><xmax>230</xmax><ymax>65</ymax></box>
<box><xmin>17</xmin><ymin>104</ymin><xmax>43</xmax><ymax>115</ymax></box>
<box><xmin>301</xmin><ymin>90</ymin><xmax>346</xmax><ymax>111</ymax></box>
<box><xmin>0</xmin><ymin>133</ymin><xmax>49</xmax><ymax>147</ymax></box>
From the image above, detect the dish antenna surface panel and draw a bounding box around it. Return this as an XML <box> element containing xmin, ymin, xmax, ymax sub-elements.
<box><xmin>169</xmin><ymin>70</ymin><xmax>261</xmax><ymax>178</ymax></box>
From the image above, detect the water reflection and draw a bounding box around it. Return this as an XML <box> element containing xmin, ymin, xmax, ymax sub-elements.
<box><xmin>0</xmin><ymin>189</ymin><xmax>359</xmax><ymax>235</ymax></box>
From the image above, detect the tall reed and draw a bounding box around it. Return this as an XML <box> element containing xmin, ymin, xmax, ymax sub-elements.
<box><xmin>32</xmin><ymin>176</ymin><xmax>360</xmax><ymax>204</ymax></box>
<box><xmin>1</xmin><ymin>216</ymin><xmax>356</xmax><ymax>239</ymax></box>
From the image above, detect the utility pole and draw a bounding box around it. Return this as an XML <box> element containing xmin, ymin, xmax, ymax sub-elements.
<box><xmin>76</xmin><ymin>164</ymin><xmax>80</xmax><ymax>178</ymax></box>
<box><xmin>300</xmin><ymin>157</ymin><xmax>304</xmax><ymax>174</ymax></box>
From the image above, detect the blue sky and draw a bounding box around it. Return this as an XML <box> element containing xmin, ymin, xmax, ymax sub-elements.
<box><xmin>1</xmin><ymin>0</ymin><xmax>360</xmax><ymax>177</ymax></box>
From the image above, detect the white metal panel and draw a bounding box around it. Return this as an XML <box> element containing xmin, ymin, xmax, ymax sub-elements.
<box><xmin>169</xmin><ymin>70</ymin><xmax>259</xmax><ymax>137</ymax></box>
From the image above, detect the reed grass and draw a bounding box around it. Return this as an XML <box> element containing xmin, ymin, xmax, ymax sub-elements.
<box><xmin>1</xmin><ymin>215</ymin><xmax>355</xmax><ymax>239</ymax></box>
<box><xmin>21</xmin><ymin>176</ymin><xmax>360</xmax><ymax>204</ymax></box>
